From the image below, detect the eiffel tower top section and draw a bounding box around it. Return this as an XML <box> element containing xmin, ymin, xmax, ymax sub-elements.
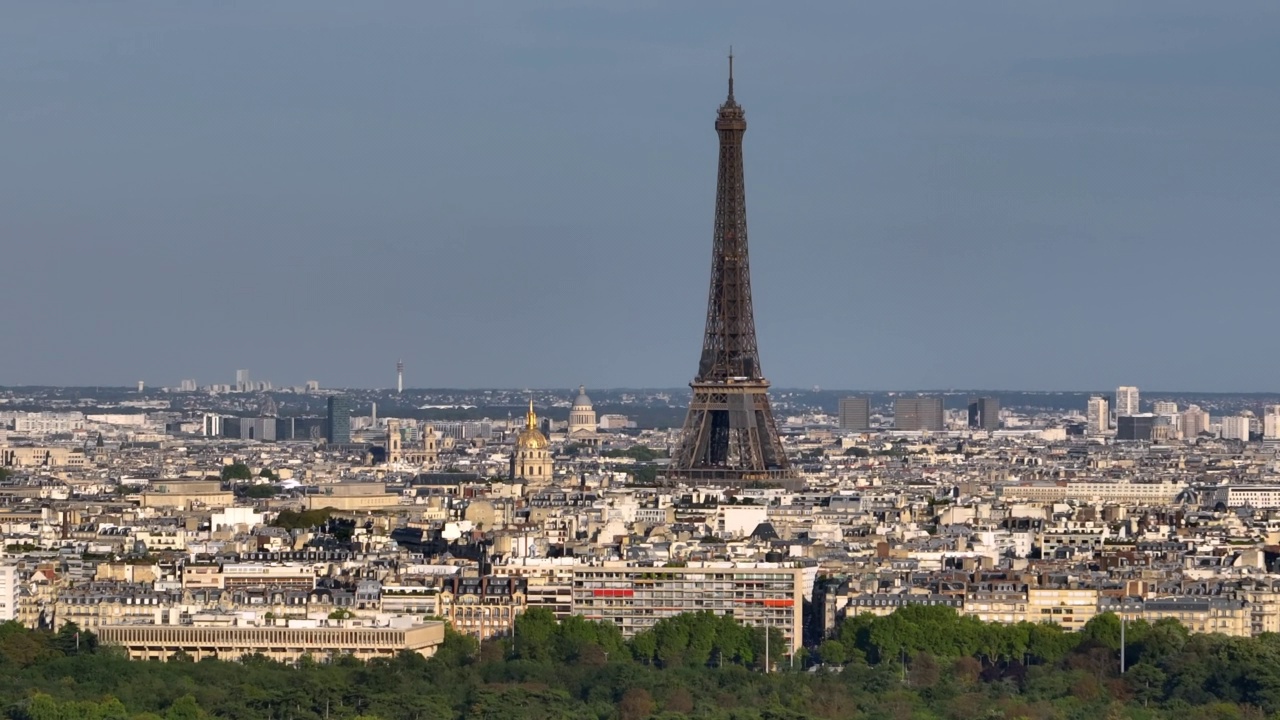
<box><xmin>696</xmin><ymin>49</ymin><xmax>762</xmax><ymax>383</ymax></box>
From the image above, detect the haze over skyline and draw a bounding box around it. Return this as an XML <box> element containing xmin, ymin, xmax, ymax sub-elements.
<box><xmin>3</xmin><ymin>2</ymin><xmax>1279</xmax><ymax>391</ymax></box>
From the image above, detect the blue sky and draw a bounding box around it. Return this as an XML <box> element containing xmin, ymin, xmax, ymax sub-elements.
<box><xmin>2</xmin><ymin>2</ymin><xmax>1279</xmax><ymax>390</ymax></box>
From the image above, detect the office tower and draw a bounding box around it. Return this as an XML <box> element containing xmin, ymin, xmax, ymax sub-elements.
<box><xmin>235</xmin><ymin>369</ymin><xmax>250</xmax><ymax>392</ymax></box>
<box><xmin>838</xmin><ymin>397</ymin><xmax>871</xmax><ymax>432</ymax></box>
<box><xmin>894</xmin><ymin>397</ymin><xmax>944</xmax><ymax>431</ymax></box>
<box><xmin>1115</xmin><ymin>386</ymin><xmax>1140</xmax><ymax>417</ymax></box>
<box><xmin>327</xmin><ymin>396</ymin><xmax>353</xmax><ymax>444</ymax></box>
<box><xmin>1264</xmin><ymin>405</ymin><xmax>1280</xmax><ymax>440</ymax></box>
<box><xmin>202</xmin><ymin>414</ymin><xmax>223</xmax><ymax>438</ymax></box>
<box><xmin>669</xmin><ymin>55</ymin><xmax>793</xmax><ymax>487</ymax></box>
<box><xmin>1087</xmin><ymin>396</ymin><xmax>1109</xmax><ymax>434</ymax></box>
<box><xmin>1221</xmin><ymin>416</ymin><xmax>1251</xmax><ymax>441</ymax></box>
<box><xmin>967</xmin><ymin>397</ymin><xmax>1000</xmax><ymax>431</ymax></box>
<box><xmin>241</xmin><ymin>417</ymin><xmax>276</xmax><ymax>442</ymax></box>
<box><xmin>1116</xmin><ymin>414</ymin><xmax>1155</xmax><ymax>441</ymax></box>
<box><xmin>1152</xmin><ymin>401</ymin><xmax>1177</xmax><ymax>415</ymax></box>
<box><xmin>1181</xmin><ymin>405</ymin><xmax>1209</xmax><ymax>439</ymax></box>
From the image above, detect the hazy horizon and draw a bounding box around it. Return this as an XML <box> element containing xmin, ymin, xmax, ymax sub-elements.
<box><xmin>4</xmin><ymin>2</ymin><xmax>1279</xmax><ymax>391</ymax></box>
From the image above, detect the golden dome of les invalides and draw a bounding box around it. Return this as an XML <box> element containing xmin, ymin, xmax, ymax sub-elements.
<box><xmin>515</xmin><ymin>398</ymin><xmax>548</xmax><ymax>450</ymax></box>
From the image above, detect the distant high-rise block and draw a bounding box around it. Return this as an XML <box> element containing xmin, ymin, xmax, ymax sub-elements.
<box><xmin>1087</xmin><ymin>396</ymin><xmax>1109</xmax><ymax>435</ymax></box>
<box><xmin>894</xmin><ymin>397</ymin><xmax>944</xmax><ymax>431</ymax></box>
<box><xmin>1115</xmin><ymin>386</ymin><xmax>1140</xmax><ymax>417</ymax></box>
<box><xmin>967</xmin><ymin>397</ymin><xmax>1000</xmax><ymax>431</ymax></box>
<box><xmin>202</xmin><ymin>414</ymin><xmax>223</xmax><ymax>438</ymax></box>
<box><xmin>1181</xmin><ymin>405</ymin><xmax>1209</xmax><ymax>439</ymax></box>
<box><xmin>1221</xmin><ymin>416</ymin><xmax>1251</xmax><ymax>441</ymax></box>
<box><xmin>1264</xmin><ymin>405</ymin><xmax>1280</xmax><ymax>440</ymax></box>
<box><xmin>1152</xmin><ymin>401</ymin><xmax>1178</xmax><ymax>415</ymax></box>
<box><xmin>1117</xmin><ymin>414</ymin><xmax>1155</xmax><ymax>441</ymax></box>
<box><xmin>838</xmin><ymin>397</ymin><xmax>871</xmax><ymax>432</ymax></box>
<box><xmin>327</xmin><ymin>396</ymin><xmax>352</xmax><ymax>444</ymax></box>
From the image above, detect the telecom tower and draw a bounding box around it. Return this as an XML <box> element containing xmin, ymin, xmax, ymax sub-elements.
<box><xmin>668</xmin><ymin>53</ymin><xmax>795</xmax><ymax>488</ymax></box>
<box><xmin>397</xmin><ymin>360</ymin><xmax>404</xmax><ymax>394</ymax></box>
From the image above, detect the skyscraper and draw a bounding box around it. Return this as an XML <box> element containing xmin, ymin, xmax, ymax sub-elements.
<box><xmin>1117</xmin><ymin>414</ymin><xmax>1155</xmax><ymax>441</ymax></box>
<box><xmin>1264</xmin><ymin>405</ymin><xmax>1280</xmax><ymax>440</ymax></box>
<box><xmin>838</xmin><ymin>397</ymin><xmax>870</xmax><ymax>432</ymax></box>
<box><xmin>894</xmin><ymin>397</ymin><xmax>944</xmax><ymax>431</ymax></box>
<box><xmin>1115</xmin><ymin>386</ymin><xmax>1140</xmax><ymax>417</ymax></box>
<box><xmin>1087</xmin><ymin>396</ymin><xmax>1109</xmax><ymax>434</ymax></box>
<box><xmin>327</xmin><ymin>395</ymin><xmax>352</xmax><ymax>444</ymax></box>
<box><xmin>669</xmin><ymin>55</ymin><xmax>793</xmax><ymax>487</ymax></box>
<box><xmin>1180</xmin><ymin>405</ymin><xmax>1209</xmax><ymax>439</ymax></box>
<box><xmin>1221</xmin><ymin>416</ymin><xmax>1251</xmax><ymax>441</ymax></box>
<box><xmin>967</xmin><ymin>397</ymin><xmax>1000</xmax><ymax>431</ymax></box>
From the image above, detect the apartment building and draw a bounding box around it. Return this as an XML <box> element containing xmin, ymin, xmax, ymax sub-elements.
<box><xmin>1026</xmin><ymin>586</ymin><xmax>1098</xmax><ymax>631</ymax></box>
<box><xmin>572</xmin><ymin>563</ymin><xmax>805</xmax><ymax>652</ymax></box>
<box><xmin>0</xmin><ymin>562</ymin><xmax>18</xmax><ymax>622</ymax></box>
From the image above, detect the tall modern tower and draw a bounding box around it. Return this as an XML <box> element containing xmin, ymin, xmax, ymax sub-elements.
<box><xmin>669</xmin><ymin>54</ymin><xmax>794</xmax><ymax>488</ymax></box>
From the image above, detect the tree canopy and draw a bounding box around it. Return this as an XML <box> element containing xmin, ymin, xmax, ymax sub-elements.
<box><xmin>0</xmin><ymin>611</ymin><xmax>1277</xmax><ymax>719</ymax></box>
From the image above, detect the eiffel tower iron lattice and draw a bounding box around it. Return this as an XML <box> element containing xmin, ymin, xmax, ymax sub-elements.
<box><xmin>669</xmin><ymin>53</ymin><xmax>797</xmax><ymax>488</ymax></box>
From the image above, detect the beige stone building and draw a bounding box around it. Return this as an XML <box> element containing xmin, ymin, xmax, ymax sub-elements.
<box><xmin>306</xmin><ymin>482</ymin><xmax>403</xmax><ymax>511</ymax></box>
<box><xmin>566</xmin><ymin>386</ymin><xmax>600</xmax><ymax>447</ymax></box>
<box><xmin>97</xmin><ymin>621</ymin><xmax>445</xmax><ymax>662</ymax></box>
<box><xmin>1027</xmin><ymin>585</ymin><xmax>1098</xmax><ymax>631</ymax></box>
<box><xmin>0</xmin><ymin>446</ymin><xmax>87</xmax><ymax>469</ymax></box>
<box><xmin>386</xmin><ymin>420</ymin><xmax>439</xmax><ymax>467</ymax></box>
<box><xmin>139</xmin><ymin>480</ymin><xmax>235</xmax><ymax>510</ymax></box>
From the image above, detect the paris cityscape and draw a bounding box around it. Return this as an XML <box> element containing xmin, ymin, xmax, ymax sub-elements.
<box><xmin>4</xmin><ymin>3</ymin><xmax>1280</xmax><ymax>720</ymax></box>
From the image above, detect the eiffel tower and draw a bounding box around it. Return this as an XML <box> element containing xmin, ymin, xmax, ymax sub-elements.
<box><xmin>668</xmin><ymin>53</ymin><xmax>796</xmax><ymax>489</ymax></box>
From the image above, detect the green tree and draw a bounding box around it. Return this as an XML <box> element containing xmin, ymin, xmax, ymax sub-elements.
<box><xmin>1081</xmin><ymin>612</ymin><xmax>1123</xmax><ymax>650</ymax></box>
<box><xmin>164</xmin><ymin>695</ymin><xmax>206</xmax><ymax>720</ymax></box>
<box><xmin>53</xmin><ymin>621</ymin><xmax>98</xmax><ymax>655</ymax></box>
<box><xmin>513</xmin><ymin>607</ymin><xmax>559</xmax><ymax>661</ymax></box>
<box><xmin>817</xmin><ymin>639</ymin><xmax>847</xmax><ymax>665</ymax></box>
<box><xmin>220</xmin><ymin>463</ymin><xmax>252</xmax><ymax>481</ymax></box>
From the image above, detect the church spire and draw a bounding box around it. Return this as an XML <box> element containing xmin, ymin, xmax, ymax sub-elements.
<box><xmin>526</xmin><ymin>395</ymin><xmax>538</xmax><ymax>430</ymax></box>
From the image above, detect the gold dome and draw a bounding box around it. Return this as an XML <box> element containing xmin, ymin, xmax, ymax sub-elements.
<box><xmin>517</xmin><ymin>398</ymin><xmax>548</xmax><ymax>450</ymax></box>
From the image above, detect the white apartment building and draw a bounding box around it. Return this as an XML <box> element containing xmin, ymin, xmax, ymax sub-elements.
<box><xmin>1115</xmin><ymin>386</ymin><xmax>1140</xmax><ymax>417</ymax></box>
<box><xmin>572</xmin><ymin>563</ymin><xmax>806</xmax><ymax>652</ymax></box>
<box><xmin>1182</xmin><ymin>405</ymin><xmax>1210</xmax><ymax>439</ymax></box>
<box><xmin>1152</xmin><ymin>401</ymin><xmax>1178</xmax><ymax>415</ymax></box>
<box><xmin>1264</xmin><ymin>406</ymin><xmax>1280</xmax><ymax>440</ymax></box>
<box><xmin>1209</xmin><ymin>485</ymin><xmax>1280</xmax><ymax>509</ymax></box>
<box><xmin>1087</xmin><ymin>397</ymin><xmax>1109</xmax><ymax>435</ymax></box>
<box><xmin>0</xmin><ymin>561</ymin><xmax>18</xmax><ymax>622</ymax></box>
<box><xmin>1221</xmin><ymin>416</ymin><xmax>1251</xmax><ymax>442</ymax></box>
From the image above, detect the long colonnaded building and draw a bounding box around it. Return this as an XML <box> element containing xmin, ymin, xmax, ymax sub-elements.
<box><xmin>97</xmin><ymin>620</ymin><xmax>445</xmax><ymax>663</ymax></box>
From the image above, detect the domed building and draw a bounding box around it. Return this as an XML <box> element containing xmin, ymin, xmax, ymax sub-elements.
<box><xmin>567</xmin><ymin>385</ymin><xmax>600</xmax><ymax>447</ymax></box>
<box><xmin>511</xmin><ymin>398</ymin><xmax>553</xmax><ymax>486</ymax></box>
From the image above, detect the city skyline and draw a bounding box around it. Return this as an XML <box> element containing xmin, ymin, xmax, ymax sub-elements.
<box><xmin>3</xmin><ymin>3</ymin><xmax>1280</xmax><ymax>390</ymax></box>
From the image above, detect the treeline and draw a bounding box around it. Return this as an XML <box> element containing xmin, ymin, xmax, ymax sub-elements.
<box><xmin>3</xmin><ymin>608</ymin><xmax>1280</xmax><ymax>719</ymax></box>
